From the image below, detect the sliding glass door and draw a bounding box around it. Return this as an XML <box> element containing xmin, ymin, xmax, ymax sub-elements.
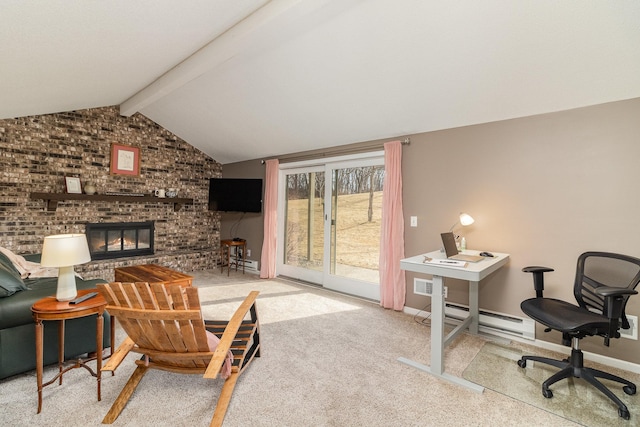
<box><xmin>277</xmin><ymin>154</ymin><xmax>384</xmax><ymax>300</ymax></box>
<box><xmin>280</xmin><ymin>166</ymin><xmax>325</xmax><ymax>284</ymax></box>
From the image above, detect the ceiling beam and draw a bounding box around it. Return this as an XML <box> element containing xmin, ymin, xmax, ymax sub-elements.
<box><xmin>119</xmin><ymin>0</ymin><xmax>350</xmax><ymax>117</ymax></box>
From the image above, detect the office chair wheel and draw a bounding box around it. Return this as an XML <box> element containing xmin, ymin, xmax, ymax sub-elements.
<box><xmin>619</xmin><ymin>408</ymin><xmax>630</xmax><ymax>420</ymax></box>
<box><xmin>542</xmin><ymin>387</ymin><xmax>553</xmax><ymax>399</ymax></box>
<box><xmin>623</xmin><ymin>384</ymin><xmax>636</xmax><ymax>395</ymax></box>
<box><xmin>517</xmin><ymin>359</ymin><xmax>526</xmax><ymax>368</ymax></box>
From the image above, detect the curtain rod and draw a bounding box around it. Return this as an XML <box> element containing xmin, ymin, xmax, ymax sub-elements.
<box><xmin>261</xmin><ymin>137</ymin><xmax>410</xmax><ymax>164</ymax></box>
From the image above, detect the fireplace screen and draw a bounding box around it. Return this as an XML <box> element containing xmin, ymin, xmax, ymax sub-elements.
<box><xmin>86</xmin><ymin>221</ymin><xmax>154</xmax><ymax>260</ymax></box>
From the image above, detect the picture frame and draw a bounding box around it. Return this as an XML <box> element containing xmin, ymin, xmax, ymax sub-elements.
<box><xmin>65</xmin><ymin>176</ymin><xmax>82</xmax><ymax>194</ymax></box>
<box><xmin>110</xmin><ymin>143</ymin><xmax>141</xmax><ymax>176</ymax></box>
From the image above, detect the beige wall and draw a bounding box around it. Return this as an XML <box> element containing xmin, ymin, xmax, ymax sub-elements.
<box><xmin>224</xmin><ymin>97</ymin><xmax>640</xmax><ymax>364</ymax></box>
<box><xmin>401</xmin><ymin>97</ymin><xmax>640</xmax><ymax>363</ymax></box>
<box><xmin>219</xmin><ymin>160</ymin><xmax>265</xmax><ymax>267</ymax></box>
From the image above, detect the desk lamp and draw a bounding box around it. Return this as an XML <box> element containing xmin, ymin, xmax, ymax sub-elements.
<box><xmin>41</xmin><ymin>234</ymin><xmax>91</xmax><ymax>301</ymax></box>
<box><xmin>449</xmin><ymin>212</ymin><xmax>475</xmax><ymax>247</ymax></box>
<box><xmin>449</xmin><ymin>212</ymin><xmax>475</xmax><ymax>232</ymax></box>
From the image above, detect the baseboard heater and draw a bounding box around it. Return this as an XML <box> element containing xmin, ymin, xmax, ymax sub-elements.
<box><xmin>414</xmin><ymin>278</ymin><xmax>535</xmax><ymax>340</ymax></box>
<box><xmin>230</xmin><ymin>257</ymin><xmax>259</xmax><ymax>272</ymax></box>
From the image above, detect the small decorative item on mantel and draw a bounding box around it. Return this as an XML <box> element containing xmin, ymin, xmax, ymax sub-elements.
<box><xmin>84</xmin><ymin>182</ymin><xmax>97</xmax><ymax>195</ymax></box>
<box><xmin>65</xmin><ymin>176</ymin><xmax>82</xmax><ymax>194</ymax></box>
<box><xmin>166</xmin><ymin>188</ymin><xmax>178</xmax><ymax>198</ymax></box>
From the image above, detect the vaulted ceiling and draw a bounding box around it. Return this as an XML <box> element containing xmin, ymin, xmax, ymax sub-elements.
<box><xmin>2</xmin><ymin>1</ymin><xmax>640</xmax><ymax>164</ymax></box>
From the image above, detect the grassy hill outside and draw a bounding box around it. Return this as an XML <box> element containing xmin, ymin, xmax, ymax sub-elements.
<box><xmin>285</xmin><ymin>191</ymin><xmax>382</xmax><ymax>283</ymax></box>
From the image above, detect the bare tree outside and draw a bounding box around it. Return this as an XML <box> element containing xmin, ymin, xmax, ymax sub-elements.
<box><xmin>284</xmin><ymin>166</ymin><xmax>384</xmax><ymax>282</ymax></box>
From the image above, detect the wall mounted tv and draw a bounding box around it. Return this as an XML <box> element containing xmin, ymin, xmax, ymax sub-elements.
<box><xmin>208</xmin><ymin>178</ymin><xmax>263</xmax><ymax>213</ymax></box>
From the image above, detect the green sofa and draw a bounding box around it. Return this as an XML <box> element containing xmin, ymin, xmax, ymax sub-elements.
<box><xmin>0</xmin><ymin>251</ymin><xmax>111</xmax><ymax>380</ymax></box>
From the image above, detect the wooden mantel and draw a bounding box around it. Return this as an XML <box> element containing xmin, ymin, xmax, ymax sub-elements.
<box><xmin>30</xmin><ymin>192</ymin><xmax>194</xmax><ymax>212</ymax></box>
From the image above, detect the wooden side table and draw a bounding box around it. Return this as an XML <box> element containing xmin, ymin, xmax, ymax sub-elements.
<box><xmin>220</xmin><ymin>239</ymin><xmax>246</xmax><ymax>276</ymax></box>
<box><xmin>31</xmin><ymin>289</ymin><xmax>112</xmax><ymax>413</ymax></box>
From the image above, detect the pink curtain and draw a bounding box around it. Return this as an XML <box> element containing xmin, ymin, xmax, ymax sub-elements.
<box><xmin>260</xmin><ymin>159</ymin><xmax>279</xmax><ymax>278</ymax></box>
<box><xmin>379</xmin><ymin>141</ymin><xmax>406</xmax><ymax>310</ymax></box>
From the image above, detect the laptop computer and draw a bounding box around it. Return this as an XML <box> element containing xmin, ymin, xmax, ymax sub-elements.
<box><xmin>440</xmin><ymin>232</ymin><xmax>484</xmax><ymax>262</ymax></box>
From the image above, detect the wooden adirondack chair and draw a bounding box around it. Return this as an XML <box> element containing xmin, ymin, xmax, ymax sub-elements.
<box><xmin>97</xmin><ymin>282</ymin><xmax>260</xmax><ymax>426</ymax></box>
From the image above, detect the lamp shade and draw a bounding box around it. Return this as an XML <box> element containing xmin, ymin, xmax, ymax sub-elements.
<box><xmin>41</xmin><ymin>234</ymin><xmax>91</xmax><ymax>268</ymax></box>
<box><xmin>459</xmin><ymin>213</ymin><xmax>475</xmax><ymax>227</ymax></box>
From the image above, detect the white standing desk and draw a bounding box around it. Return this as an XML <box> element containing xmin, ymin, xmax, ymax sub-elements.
<box><xmin>399</xmin><ymin>249</ymin><xmax>510</xmax><ymax>392</ymax></box>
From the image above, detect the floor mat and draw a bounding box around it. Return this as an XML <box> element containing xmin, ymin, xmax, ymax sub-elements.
<box><xmin>462</xmin><ymin>341</ymin><xmax>640</xmax><ymax>426</ymax></box>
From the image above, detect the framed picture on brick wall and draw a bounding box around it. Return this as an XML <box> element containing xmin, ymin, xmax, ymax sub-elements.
<box><xmin>110</xmin><ymin>143</ymin><xmax>141</xmax><ymax>176</ymax></box>
<box><xmin>65</xmin><ymin>176</ymin><xmax>82</xmax><ymax>194</ymax></box>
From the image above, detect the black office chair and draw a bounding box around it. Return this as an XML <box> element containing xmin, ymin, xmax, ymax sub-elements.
<box><xmin>517</xmin><ymin>251</ymin><xmax>640</xmax><ymax>420</ymax></box>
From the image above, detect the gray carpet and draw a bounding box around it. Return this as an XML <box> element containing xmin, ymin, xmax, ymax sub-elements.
<box><xmin>1</xmin><ymin>272</ymin><xmax>584</xmax><ymax>426</ymax></box>
<box><xmin>463</xmin><ymin>341</ymin><xmax>640</xmax><ymax>426</ymax></box>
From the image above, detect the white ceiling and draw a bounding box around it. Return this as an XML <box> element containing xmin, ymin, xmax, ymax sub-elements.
<box><xmin>2</xmin><ymin>1</ymin><xmax>640</xmax><ymax>164</ymax></box>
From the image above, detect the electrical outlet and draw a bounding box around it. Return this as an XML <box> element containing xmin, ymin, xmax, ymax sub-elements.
<box><xmin>620</xmin><ymin>315</ymin><xmax>638</xmax><ymax>340</ymax></box>
<box><xmin>444</xmin><ymin>286</ymin><xmax>448</xmax><ymax>298</ymax></box>
<box><xmin>247</xmin><ymin>249</ymin><xmax>251</xmax><ymax>257</ymax></box>
<box><xmin>410</xmin><ymin>216</ymin><xmax>417</xmax><ymax>227</ymax></box>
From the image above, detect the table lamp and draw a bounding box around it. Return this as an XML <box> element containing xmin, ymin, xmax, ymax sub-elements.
<box><xmin>40</xmin><ymin>234</ymin><xmax>91</xmax><ymax>301</ymax></box>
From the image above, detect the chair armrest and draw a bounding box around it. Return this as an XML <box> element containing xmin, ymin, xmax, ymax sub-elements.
<box><xmin>204</xmin><ymin>291</ymin><xmax>260</xmax><ymax>379</ymax></box>
<box><xmin>596</xmin><ymin>286</ymin><xmax>638</xmax><ymax>324</ymax></box>
<box><xmin>522</xmin><ymin>266</ymin><xmax>555</xmax><ymax>298</ymax></box>
<box><xmin>102</xmin><ymin>336</ymin><xmax>136</xmax><ymax>372</ymax></box>
<box><xmin>595</xmin><ymin>287</ymin><xmax>639</xmax><ymax>298</ymax></box>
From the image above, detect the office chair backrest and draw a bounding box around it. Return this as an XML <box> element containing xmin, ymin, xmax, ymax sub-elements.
<box><xmin>574</xmin><ymin>251</ymin><xmax>640</xmax><ymax>330</ymax></box>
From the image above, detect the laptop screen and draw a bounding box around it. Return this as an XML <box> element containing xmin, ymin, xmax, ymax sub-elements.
<box><xmin>440</xmin><ymin>232</ymin><xmax>459</xmax><ymax>258</ymax></box>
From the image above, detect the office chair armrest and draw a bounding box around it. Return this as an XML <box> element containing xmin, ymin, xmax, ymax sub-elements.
<box><xmin>594</xmin><ymin>287</ymin><xmax>639</xmax><ymax>345</ymax></box>
<box><xmin>522</xmin><ymin>266</ymin><xmax>555</xmax><ymax>298</ymax></box>
<box><xmin>596</xmin><ymin>286</ymin><xmax>638</xmax><ymax>326</ymax></box>
<box><xmin>595</xmin><ymin>286</ymin><xmax>639</xmax><ymax>298</ymax></box>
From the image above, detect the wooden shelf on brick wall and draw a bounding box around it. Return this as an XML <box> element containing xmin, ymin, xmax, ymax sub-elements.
<box><xmin>30</xmin><ymin>192</ymin><xmax>194</xmax><ymax>212</ymax></box>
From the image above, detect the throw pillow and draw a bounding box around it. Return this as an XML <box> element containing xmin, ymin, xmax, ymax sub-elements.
<box><xmin>0</xmin><ymin>251</ymin><xmax>28</xmax><ymax>297</ymax></box>
<box><xmin>205</xmin><ymin>330</ymin><xmax>234</xmax><ymax>379</ymax></box>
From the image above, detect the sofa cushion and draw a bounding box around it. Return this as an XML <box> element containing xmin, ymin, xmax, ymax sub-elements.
<box><xmin>0</xmin><ymin>251</ymin><xmax>28</xmax><ymax>297</ymax></box>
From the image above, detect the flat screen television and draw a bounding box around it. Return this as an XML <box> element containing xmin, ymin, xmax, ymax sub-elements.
<box><xmin>208</xmin><ymin>178</ymin><xmax>263</xmax><ymax>213</ymax></box>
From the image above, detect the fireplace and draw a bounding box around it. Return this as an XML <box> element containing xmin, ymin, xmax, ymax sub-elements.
<box><xmin>86</xmin><ymin>221</ymin><xmax>154</xmax><ymax>260</ymax></box>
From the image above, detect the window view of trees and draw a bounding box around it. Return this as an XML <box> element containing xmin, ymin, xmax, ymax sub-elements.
<box><xmin>286</xmin><ymin>166</ymin><xmax>384</xmax><ymax>220</ymax></box>
<box><xmin>284</xmin><ymin>165</ymin><xmax>384</xmax><ymax>283</ymax></box>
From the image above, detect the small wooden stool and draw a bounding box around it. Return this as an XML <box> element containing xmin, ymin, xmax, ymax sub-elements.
<box><xmin>220</xmin><ymin>239</ymin><xmax>246</xmax><ymax>276</ymax></box>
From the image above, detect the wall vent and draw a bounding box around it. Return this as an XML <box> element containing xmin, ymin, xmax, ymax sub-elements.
<box><xmin>414</xmin><ymin>278</ymin><xmax>433</xmax><ymax>296</ymax></box>
<box><xmin>414</xmin><ymin>278</ymin><xmax>447</xmax><ymax>298</ymax></box>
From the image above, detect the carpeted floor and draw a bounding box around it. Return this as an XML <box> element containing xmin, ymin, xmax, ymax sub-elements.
<box><xmin>0</xmin><ymin>271</ymin><xmax>612</xmax><ymax>426</ymax></box>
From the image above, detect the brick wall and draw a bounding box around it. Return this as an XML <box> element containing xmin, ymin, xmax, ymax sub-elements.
<box><xmin>0</xmin><ymin>106</ymin><xmax>222</xmax><ymax>281</ymax></box>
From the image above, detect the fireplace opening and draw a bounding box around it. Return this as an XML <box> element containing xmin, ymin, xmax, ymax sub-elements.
<box><xmin>86</xmin><ymin>221</ymin><xmax>154</xmax><ymax>260</ymax></box>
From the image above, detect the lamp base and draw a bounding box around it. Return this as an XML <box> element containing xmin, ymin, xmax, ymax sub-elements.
<box><xmin>56</xmin><ymin>266</ymin><xmax>77</xmax><ymax>301</ymax></box>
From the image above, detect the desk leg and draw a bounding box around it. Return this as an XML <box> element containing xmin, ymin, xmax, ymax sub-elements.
<box><xmin>35</xmin><ymin>318</ymin><xmax>43</xmax><ymax>414</ymax></box>
<box><xmin>430</xmin><ymin>275</ymin><xmax>445</xmax><ymax>375</ymax></box>
<box><xmin>469</xmin><ymin>280</ymin><xmax>480</xmax><ymax>335</ymax></box>
<box><xmin>398</xmin><ymin>274</ymin><xmax>484</xmax><ymax>393</ymax></box>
